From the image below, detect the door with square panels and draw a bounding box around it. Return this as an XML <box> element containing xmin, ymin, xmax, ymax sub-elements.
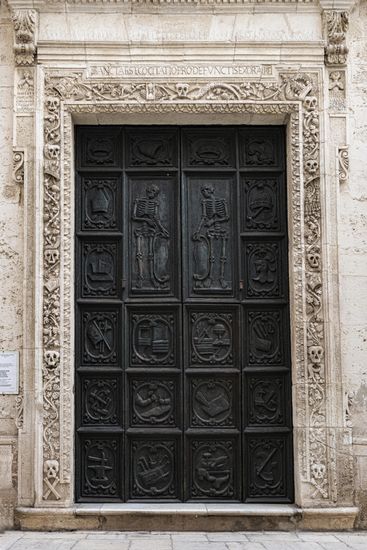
<box><xmin>75</xmin><ymin>126</ymin><xmax>294</xmax><ymax>502</ymax></box>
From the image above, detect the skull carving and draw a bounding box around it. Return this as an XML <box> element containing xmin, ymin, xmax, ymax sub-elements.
<box><xmin>307</xmin><ymin>251</ymin><xmax>320</xmax><ymax>269</ymax></box>
<box><xmin>46</xmin><ymin>97</ymin><xmax>60</xmax><ymax>112</ymax></box>
<box><xmin>44</xmin><ymin>459</ymin><xmax>59</xmax><ymax>480</ymax></box>
<box><xmin>176</xmin><ymin>83</ymin><xmax>189</xmax><ymax>98</ymax></box>
<box><xmin>309</xmin><ymin>345</ymin><xmax>323</xmax><ymax>364</ymax></box>
<box><xmin>44</xmin><ymin>350</ymin><xmax>60</xmax><ymax>367</ymax></box>
<box><xmin>304</xmin><ymin>96</ymin><xmax>317</xmax><ymax>111</ymax></box>
<box><xmin>311</xmin><ymin>462</ymin><xmax>326</xmax><ymax>480</ymax></box>
<box><xmin>306</xmin><ymin>159</ymin><xmax>319</xmax><ymax>174</ymax></box>
<box><xmin>44</xmin><ymin>248</ymin><xmax>60</xmax><ymax>265</ymax></box>
<box><xmin>45</xmin><ymin>144</ymin><xmax>60</xmax><ymax>160</ymax></box>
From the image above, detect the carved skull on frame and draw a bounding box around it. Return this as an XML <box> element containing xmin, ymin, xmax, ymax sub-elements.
<box><xmin>44</xmin><ymin>350</ymin><xmax>60</xmax><ymax>368</ymax></box>
<box><xmin>309</xmin><ymin>345</ymin><xmax>324</xmax><ymax>364</ymax></box>
<box><xmin>304</xmin><ymin>96</ymin><xmax>317</xmax><ymax>111</ymax></box>
<box><xmin>44</xmin><ymin>459</ymin><xmax>59</xmax><ymax>480</ymax></box>
<box><xmin>311</xmin><ymin>462</ymin><xmax>326</xmax><ymax>480</ymax></box>
<box><xmin>305</xmin><ymin>159</ymin><xmax>319</xmax><ymax>174</ymax></box>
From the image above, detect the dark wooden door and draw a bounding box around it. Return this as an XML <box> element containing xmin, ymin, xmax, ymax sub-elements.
<box><xmin>75</xmin><ymin>126</ymin><xmax>293</xmax><ymax>502</ymax></box>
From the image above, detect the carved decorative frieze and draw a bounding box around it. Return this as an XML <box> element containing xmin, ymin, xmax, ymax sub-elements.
<box><xmin>11</xmin><ymin>9</ymin><xmax>37</xmax><ymax>66</ymax></box>
<box><xmin>324</xmin><ymin>10</ymin><xmax>349</xmax><ymax>66</ymax></box>
<box><xmin>41</xmin><ymin>69</ymin><xmax>335</xmax><ymax>503</ymax></box>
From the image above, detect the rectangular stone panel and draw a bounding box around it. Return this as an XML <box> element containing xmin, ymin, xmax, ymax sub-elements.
<box><xmin>182</xmin><ymin>128</ymin><xmax>236</xmax><ymax>168</ymax></box>
<box><xmin>244</xmin><ymin>371</ymin><xmax>291</xmax><ymax>427</ymax></box>
<box><xmin>79</xmin><ymin>238</ymin><xmax>122</xmax><ymax>299</ymax></box>
<box><xmin>77</xmin><ymin>127</ymin><xmax>123</xmax><ymax>169</ymax></box>
<box><xmin>128</xmin><ymin>173</ymin><xmax>179</xmax><ymax>298</ymax></box>
<box><xmin>128</xmin><ymin>373</ymin><xmax>180</xmax><ymax>428</ymax></box>
<box><xmin>186</xmin><ymin>373</ymin><xmax>240</xmax><ymax>429</ymax></box>
<box><xmin>244</xmin><ymin>307</ymin><xmax>289</xmax><ymax>367</ymax></box>
<box><xmin>183</xmin><ymin>174</ymin><xmax>237</xmax><ymax>299</ymax></box>
<box><xmin>185</xmin><ymin>305</ymin><xmax>240</xmax><ymax>369</ymax></box>
<box><xmin>77</xmin><ymin>372</ymin><xmax>122</xmax><ymax>427</ymax></box>
<box><xmin>77</xmin><ymin>434</ymin><xmax>123</xmax><ymax>501</ymax></box>
<box><xmin>78</xmin><ymin>174</ymin><xmax>122</xmax><ymax>232</ymax></box>
<box><xmin>79</xmin><ymin>305</ymin><xmax>122</xmax><ymax>367</ymax></box>
<box><xmin>128</xmin><ymin>305</ymin><xmax>180</xmax><ymax>368</ymax></box>
<box><xmin>127</xmin><ymin>436</ymin><xmax>181</xmax><ymax>500</ymax></box>
<box><xmin>125</xmin><ymin>127</ymin><xmax>178</xmax><ymax>168</ymax></box>
<box><xmin>240</xmin><ymin>174</ymin><xmax>285</xmax><ymax>233</ymax></box>
<box><xmin>244</xmin><ymin>433</ymin><xmax>293</xmax><ymax>502</ymax></box>
<box><xmin>238</xmin><ymin>128</ymin><xmax>284</xmax><ymax>170</ymax></box>
<box><xmin>186</xmin><ymin>436</ymin><xmax>240</xmax><ymax>500</ymax></box>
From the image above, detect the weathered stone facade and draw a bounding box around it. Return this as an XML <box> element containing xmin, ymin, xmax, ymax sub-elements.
<box><xmin>0</xmin><ymin>0</ymin><xmax>366</xmax><ymax>531</ymax></box>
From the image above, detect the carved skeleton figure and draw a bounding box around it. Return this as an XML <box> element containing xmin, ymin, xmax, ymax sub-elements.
<box><xmin>193</xmin><ymin>185</ymin><xmax>229</xmax><ymax>289</ymax></box>
<box><xmin>132</xmin><ymin>185</ymin><xmax>170</xmax><ymax>289</ymax></box>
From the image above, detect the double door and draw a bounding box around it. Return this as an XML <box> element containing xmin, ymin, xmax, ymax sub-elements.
<box><xmin>75</xmin><ymin>126</ymin><xmax>293</xmax><ymax>502</ymax></box>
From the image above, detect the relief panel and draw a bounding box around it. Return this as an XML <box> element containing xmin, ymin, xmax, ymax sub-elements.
<box><xmin>126</xmin><ymin>128</ymin><xmax>177</xmax><ymax>167</ymax></box>
<box><xmin>187</xmin><ymin>307</ymin><xmax>238</xmax><ymax>367</ymax></box>
<box><xmin>245</xmin><ymin>373</ymin><xmax>289</xmax><ymax>427</ymax></box>
<box><xmin>79</xmin><ymin>374</ymin><xmax>121</xmax><ymax>426</ymax></box>
<box><xmin>79</xmin><ymin>436</ymin><xmax>121</xmax><ymax>500</ymax></box>
<box><xmin>239</xmin><ymin>129</ymin><xmax>283</xmax><ymax>169</ymax></box>
<box><xmin>129</xmin><ymin>438</ymin><xmax>179</xmax><ymax>499</ymax></box>
<box><xmin>129</xmin><ymin>375</ymin><xmax>179</xmax><ymax>428</ymax></box>
<box><xmin>78</xmin><ymin>128</ymin><xmax>122</xmax><ymax>169</ymax></box>
<box><xmin>182</xmin><ymin>129</ymin><xmax>235</xmax><ymax>167</ymax></box>
<box><xmin>241</xmin><ymin>177</ymin><xmax>283</xmax><ymax>232</ymax></box>
<box><xmin>185</xmin><ymin>176</ymin><xmax>236</xmax><ymax>297</ymax></box>
<box><xmin>129</xmin><ymin>307</ymin><xmax>179</xmax><ymax>367</ymax></box>
<box><xmin>129</xmin><ymin>175</ymin><xmax>178</xmax><ymax>296</ymax></box>
<box><xmin>80</xmin><ymin>308</ymin><xmax>120</xmax><ymax>366</ymax></box>
<box><xmin>245</xmin><ymin>309</ymin><xmax>286</xmax><ymax>366</ymax></box>
<box><xmin>244</xmin><ymin>434</ymin><xmax>292</xmax><ymax>501</ymax></box>
<box><xmin>188</xmin><ymin>438</ymin><xmax>239</xmax><ymax>500</ymax></box>
<box><xmin>80</xmin><ymin>240</ymin><xmax>120</xmax><ymax>298</ymax></box>
<box><xmin>80</xmin><ymin>176</ymin><xmax>121</xmax><ymax>232</ymax></box>
<box><xmin>188</xmin><ymin>375</ymin><xmax>239</xmax><ymax>428</ymax></box>
<box><xmin>243</xmin><ymin>241</ymin><xmax>283</xmax><ymax>299</ymax></box>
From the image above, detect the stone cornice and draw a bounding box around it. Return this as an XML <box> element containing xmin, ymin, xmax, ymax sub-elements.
<box><xmin>7</xmin><ymin>0</ymin><xmax>318</xmax><ymax>8</ymax></box>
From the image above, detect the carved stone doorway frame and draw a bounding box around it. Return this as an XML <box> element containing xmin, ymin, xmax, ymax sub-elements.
<box><xmin>24</xmin><ymin>67</ymin><xmax>354</xmax><ymax>523</ymax></box>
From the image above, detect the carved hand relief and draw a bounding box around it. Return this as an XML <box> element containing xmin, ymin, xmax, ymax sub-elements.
<box><xmin>41</xmin><ymin>70</ymin><xmax>336</xmax><ymax>504</ymax></box>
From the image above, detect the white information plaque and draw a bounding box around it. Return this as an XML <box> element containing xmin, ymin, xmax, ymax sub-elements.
<box><xmin>0</xmin><ymin>352</ymin><xmax>19</xmax><ymax>394</ymax></box>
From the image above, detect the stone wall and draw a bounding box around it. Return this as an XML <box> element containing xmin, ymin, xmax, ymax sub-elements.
<box><xmin>0</xmin><ymin>1</ymin><xmax>22</xmax><ymax>531</ymax></box>
<box><xmin>344</xmin><ymin>0</ymin><xmax>367</xmax><ymax>528</ymax></box>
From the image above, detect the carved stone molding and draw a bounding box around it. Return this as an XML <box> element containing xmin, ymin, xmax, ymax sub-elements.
<box><xmin>324</xmin><ymin>10</ymin><xmax>349</xmax><ymax>66</ymax></box>
<box><xmin>338</xmin><ymin>146</ymin><xmax>349</xmax><ymax>184</ymax></box>
<box><xmin>13</xmin><ymin>149</ymin><xmax>24</xmax><ymax>185</ymax></box>
<box><xmin>11</xmin><ymin>9</ymin><xmax>37</xmax><ymax>66</ymax></box>
<box><xmin>39</xmin><ymin>68</ymin><xmax>346</xmax><ymax>506</ymax></box>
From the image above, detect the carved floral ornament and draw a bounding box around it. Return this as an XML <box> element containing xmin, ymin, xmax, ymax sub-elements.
<box><xmin>40</xmin><ymin>69</ymin><xmax>339</xmax><ymax>504</ymax></box>
<box><xmin>324</xmin><ymin>10</ymin><xmax>349</xmax><ymax>66</ymax></box>
<box><xmin>11</xmin><ymin>9</ymin><xmax>37</xmax><ymax>66</ymax></box>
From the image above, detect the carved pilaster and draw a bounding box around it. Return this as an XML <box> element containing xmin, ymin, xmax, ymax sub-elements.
<box><xmin>11</xmin><ymin>9</ymin><xmax>37</xmax><ymax>66</ymax></box>
<box><xmin>324</xmin><ymin>10</ymin><xmax>349</xmax><ymax>66</ymax></box>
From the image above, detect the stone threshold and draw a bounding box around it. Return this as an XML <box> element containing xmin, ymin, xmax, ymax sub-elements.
<box><xmin>15</xmin><ymin>504</ymin><xmax>359</xmax><ymax>531</ymax></box>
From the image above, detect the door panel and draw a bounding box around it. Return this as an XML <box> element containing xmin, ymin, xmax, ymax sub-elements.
<box><xmin>75</xmin><ymin>125</ymin><xmax>293</xmax><ymax>503</ymax></box>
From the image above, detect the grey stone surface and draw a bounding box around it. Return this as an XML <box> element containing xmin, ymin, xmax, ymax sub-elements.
<box><xmin>2</xmin><ymin>531</ymin><xmax>367</xmax><ymax>550</ymax></box>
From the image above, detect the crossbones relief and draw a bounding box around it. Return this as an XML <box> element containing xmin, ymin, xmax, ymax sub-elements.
<box><xmin>43</xmin><ymin>459</ymin><xmax>61</xmax><ymax>500</ymax></box>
